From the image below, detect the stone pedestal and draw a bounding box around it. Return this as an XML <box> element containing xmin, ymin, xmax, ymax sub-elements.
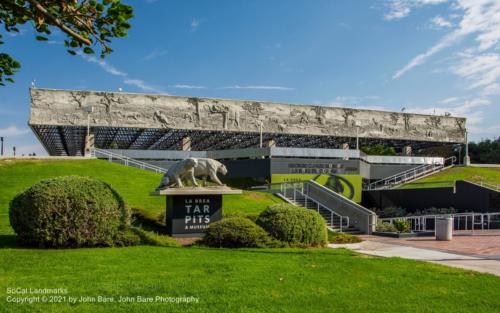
<box><xmin>150</xmin><ymin>187</ymin><xmax>242</xmax><ymax>237</ymax></box>
<box><xmin>84</xmin><ymin>134</ymin><xmax>94</xmax><ymax>157</ymax></box>
<box><xmin>464</xmin><ymin>155</ymin><xmax>471</xmax><ymax>166</ymax></box>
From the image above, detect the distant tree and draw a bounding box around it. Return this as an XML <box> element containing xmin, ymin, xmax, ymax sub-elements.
<box><xmin>360</xmin><ymin>144</ymin><xmax>396</xmax><ymax>156</ymax></box>
<box><xmin>467</xmin><ymin>138</ymin><xmax>500</xmax><ymax>164</ymax></box>
<box><xmin>0</xmin><ymin>0</ymin><xmax>133</xmax><ymax>85</ymax></box>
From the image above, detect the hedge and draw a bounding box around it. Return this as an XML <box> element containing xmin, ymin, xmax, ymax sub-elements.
<box><xmin>9</xmin><ymin>176</ymin><xmax>130</xmax><ymax>248</ymax></box>
<box><xmin>256</xmin><ymin>204</ymin><xmax>327</xmax><ymax>246</ymax></box>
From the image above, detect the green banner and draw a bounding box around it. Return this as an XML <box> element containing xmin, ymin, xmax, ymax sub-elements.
<box><xmin>271</xmin><ymin>174</ymin><xmax>362</xmax><ymax>203</ymax></box>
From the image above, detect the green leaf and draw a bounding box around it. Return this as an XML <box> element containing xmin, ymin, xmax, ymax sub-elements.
<box><xmin>83</xmin><ymin>47</ymin><xmax>95</xmax><ymax>54</ymax></box>
<box><xmin>67</xmin><ymin>50</ymin><xmax>76</xmax><ymax>55</ymax></box>
<box><xmin>35</xmin><ymin>36</ymin><xmax>48</xmax><ymax>41</ymax></box>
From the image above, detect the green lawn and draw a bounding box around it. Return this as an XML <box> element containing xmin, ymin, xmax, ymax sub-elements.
<box><xmin>0</xmin><ymin>159</ymin><xmax>280</xmax><ymax>235</ymax></box>
<box><xmin>400</xmin><ymin>166</ymin><xmax>500</xmax><ymax>189</ymax></box>
<box><xmin>1</xmin><ymin>159</ymin><xmax>500</xmax><ymax>312</ymax></box>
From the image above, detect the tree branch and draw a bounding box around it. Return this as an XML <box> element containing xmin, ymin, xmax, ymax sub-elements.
<box><xmin>26</xmin><ymin>0</ymin><xmax>92</xmax><ymax>45</ymax></box>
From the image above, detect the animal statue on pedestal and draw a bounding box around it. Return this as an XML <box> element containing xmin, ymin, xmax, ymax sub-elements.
<box><xmin>156</xmin><ymin>158</ymin><xmax>228</xmax><ymax>190</ymax></box>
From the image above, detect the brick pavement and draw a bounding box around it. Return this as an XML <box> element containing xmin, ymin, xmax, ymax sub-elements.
<box><xmin>360</xmin><ymin>230</ymin><xmax>500</xmax><ymax>259</ymax></box>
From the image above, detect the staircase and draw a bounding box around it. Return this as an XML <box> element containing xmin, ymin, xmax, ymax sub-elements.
<box><xmin>91</xmin><ymin>148</ymin><xmax>167</xmax><ymax>174</ymax></box>
<box><xmin>364</xmin><ymin>156</ymin><xmax>456</xmax><ymax>190</ymax></box>
<box><xmin>278</xmin><ymin>181</ymin><xmax>377</xmax><ymax>234</ymax></box>
<box><xmin>283</xmin><ymin>187</ymin><xmax>349</xmax><ymax>232</ymax></box>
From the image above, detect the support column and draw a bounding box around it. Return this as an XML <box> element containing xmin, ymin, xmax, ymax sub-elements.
<box><xmin>84</xmin><ymin>134</ymin><xmax>95</xmax><ymax>157</ymax></box>
<box><xmin>342</xmin><ymin>143</ymin><xmax>349</xmax><ymax>160</ymax></box>
<box><xmin>266</xmin><ymin>139</ymin><xmax>276</xmax><ymax>147</ymax></box>
<box><xmin>403</xmin><ymin>145</ymin><xmax>412</xmax><ymax>156</ymax></box>
<box><xmin>181</xmin><ymin>136</ymin><xmax>192</xmax><ymax>151</ymax></box>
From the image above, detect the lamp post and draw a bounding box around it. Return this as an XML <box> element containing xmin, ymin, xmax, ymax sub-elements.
<box><xmin>464</xmin><ymin>129</ymin><xmax>470</xmax><ymax>166</ymax></box>
<box><xmin>258</xmin><ymin>121</ymin><xmax>263</xmax><ymax>148</ymax></box>
<box><xmin>85</xmin><ymin>106</ymin><xmax>94</xmax><ymax>138</ymax></box>
<box><xmin>84</xmin><ymin>106</ymin><xmax>94</xmax><ymax>157</ymax></box>
<box><xmin>13</xmin><ymin>146</ymin><xmax>16</xmax><ymax>157</ymax></box>
<box><xmin>0</xmin><ymin>137</ymin><xmax>3</xmax><ymax>156</ymax></box>
<box><xmin>354</xmin><ymin>121</ymin><xmax>360</xmax><ymax>150</ymax></box>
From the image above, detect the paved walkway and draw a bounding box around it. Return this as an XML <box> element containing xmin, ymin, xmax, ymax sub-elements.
<box><xmin>329</xmin><ymin>236</ymin><xmax>500</xmax><ymax>276</ymax></box>
<box><xmin>360</xmin><ymin>230</ymin><xmax>500</xmax><ymax>258</ymax></box>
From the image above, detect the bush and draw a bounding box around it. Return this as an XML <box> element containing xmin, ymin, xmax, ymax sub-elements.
<box><xmin>114</xmin><ymin>228</ymin><xmax>142</xmax><ymax>247</ymax></box>
<box><xmin>202</xmin><ymin>217</ymin><xmax>275</xmax><ymax>248</ymax></box>
<box><xmin>256</xmin><ymin>204</ymin><xmax>327</xmax><ymax>246</ymax></box>
<box><xmin>9</xmin><ymin>176</ymin><xmax>130</xmax><ymax>248</ymax></box>
<box><xmin>393</xmin><ymin>219</ymin><xmax>411</xmax><ymax>233</ymax></box>
<box><xmin>328</xmin><ymin>231</ymin><xmax>362</xmax><ymax>244</ymax></box>
<box><xmin>223</xmin><ymin>212</ymin><xmax>259</xmax><ymax>222</ymax></box>
<box><xmin>375</xmin><ymin>221</ymin><xmax>398</xmax><ymax>232</ymax></box>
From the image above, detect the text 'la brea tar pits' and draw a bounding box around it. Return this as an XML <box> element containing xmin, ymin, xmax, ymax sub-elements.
<box><xmin>184</xmin><ymin>198</ymin><xmax>211</xmax><ymax>228</ymax></box>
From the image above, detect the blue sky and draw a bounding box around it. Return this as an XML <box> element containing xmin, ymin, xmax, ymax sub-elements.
<box><xmin>1</xmin><ymin>0</ymin><xmax>499</xmax><ymax>156</ymax></box>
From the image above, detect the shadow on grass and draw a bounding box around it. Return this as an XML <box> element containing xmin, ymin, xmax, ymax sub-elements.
<box><xmin>0</xmin><ymin>235</ymin><xmax>18</xmax><ymax>248</ymax></box>
<box><xmin>132</xmin><ymin>210</ymin><xmax>168</xmax><ymax>235</ymax></box>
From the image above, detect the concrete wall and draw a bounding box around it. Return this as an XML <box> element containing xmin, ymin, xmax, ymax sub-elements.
<box><xmin>270</xmin><ymin>158</ymin><xmax>359</xmax><ymax>175</ymax></box>
<box><xmin>369</xmin><ymin>164</ymin><xmax>420</xmax><ymax>180</ymax></box>
<box><xmin>362</xmin><ymin>181</ymin><xmax>500</xmax><ymax>213</ymax></box>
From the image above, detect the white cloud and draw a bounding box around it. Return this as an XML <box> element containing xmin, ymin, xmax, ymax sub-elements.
<box><xmin>80</xmin><ymin>54</ymin><xmax>167</xmax><ymax>94</ymax></box>
<box><xmin>124</xmin><ymin>79</ymin><xmax>167</xmax><ymax>94</ymax></box>
<box><xmin>142</xmin><ymin>49</ymin><xmax>167</xmax><ymax>61</ymax></box>
<box><xmin>407</xmin><ymin>97</ymin><xmax>490</xmax><ymax>125</ymax></box>
<box><xmin>393</xmin><ymin>30</ymin><xmax>463</xmax><ymax>79</ymax></box>
<box><xmin>384</xmin><ymin>0</ymin><xmax>449</xmax><ymax>21</ymax></box>
<box><xmin>81</xmin><ymin>54</ymin><xmax>126</xmax><ymax>77</ymax></box>
<box><xmin>439</xmin><ymin>96</ymin><xmax>461</xmax><ymax>103</ymax></box>
<box><xmin>0</xmin><ymin>125</ymin><xmax>30</xmax><ymax>137</ymax></box>
<box><xmin>221</xmin><ymin>85</ymin><xmax>294</xmax><ymax>91</ymax></box>
<box><xmin>168</xmin><ymin>84</ymin><xmax>206</xmax><ymax>89</ymax></box>
<box><xmin>467</xmin><ymin>124</ymin><xmax>500</xmax><ymax>136</ymax></box>
<box><xmin>392</xmin><ymin>0</ymin><xmax>500</xmax><ymax>81</ymax></box>
<box><xmin>452</xmin><ymin>52</ymin><xmax>500</xmax><ymax>92</ymax></box>
<box><xmin>190</xmin><ymin>18</ymin><xmax>200</xmax><ymax>32</ymax></box>
<box><xmin>431</xmin><ymin>15</ymin><xmax>452</xmax><ymax>27</ymax></box>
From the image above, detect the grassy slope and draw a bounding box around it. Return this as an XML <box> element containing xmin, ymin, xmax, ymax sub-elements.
<box><xmin>400</xmin><ymin>166</ymin><xmax>500</xmax><ymax>189</ymax></box>
<box><xmin>1</xmin><ymin>160</ymin><xmax>500</xmax><ymax>312</ymax></box>
<box><xmin>0</xmin><ymin>159</ymin><xmax>280</xmax><ymax>235</ymax></box>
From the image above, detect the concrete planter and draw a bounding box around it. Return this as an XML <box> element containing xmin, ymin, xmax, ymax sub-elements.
<box><xmin>372</xmin><ymin>231</ymin><xmax>434</xmax><ymax>238</ymax></box>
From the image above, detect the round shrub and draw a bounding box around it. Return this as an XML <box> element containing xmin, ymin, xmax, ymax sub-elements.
<box><xmin>202</xmin><ymin>217</ymin><xmax>274</xmax><ymax>248</ymax></box>
<box><xmin>256</xmin><ymin>204</ymin><xmax>327</xmax><ymax>246</ymax></box>
<box><xmin>9</xmin><ymin>176</ymin><xmax>130</xmax><ymax>248</ymax></box>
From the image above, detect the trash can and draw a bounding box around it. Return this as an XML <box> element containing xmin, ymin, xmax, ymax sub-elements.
<box><xmin>435</xmin><ymin>217</ymin><xmax>453</xmax><ymax>241</ymax></box>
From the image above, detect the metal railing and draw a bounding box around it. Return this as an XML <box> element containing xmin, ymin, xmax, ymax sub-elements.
<box><xmin>306</xmin><ymin>180</ymin><xmax>377</xmax><ymax>234</ymax></box>
<box><xmin>466</xmin><ymin>180</ymin><xmax>500</xmax><ymax>192</ymax></box>
<box><xmin>91</xmin><ymin>148</ymin><xmax>167</xmax><ymax>174</ymax></box>
<box><xmin>278</xmin><ymin>180</ymin><xmax>377</xmax><ymax>234</ymax></box>
<box><xmin>380</xmin><ymin>212</ymin><xmax>500</xmax><ymax>232</ymax></box>
<box><xmin>279</xmin><ymin>182</ymin><xmax>349</xmax><ymax>231</ymax></box>
<box><xmin>365</xmin><ymin>156</ymin><xmax>456</xmax><ymax>190</ymax></box>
